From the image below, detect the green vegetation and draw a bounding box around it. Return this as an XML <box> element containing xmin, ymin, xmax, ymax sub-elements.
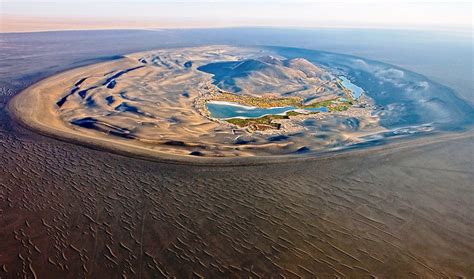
<box><xmin>285</xmin><ymin>111</ymin><xmax>302</xmax><ymax>117</ymax></box>
<box><xmin>225</xmin><ymin>115</ymin><xmax>288</xmax><ymax>130</ymax></box>
<box><xmin>214</xmin><ymin>92</ymin><xmax>354</xmax><ymax>111</ymax></box>
<box><xmin>304</xmin><ymin>99</ymin><xmax>337</xmax><ymax>108</ymax></box>
<box><xmin>304</xmin><ymin>98</ymin><xmax>352</xmax><ymax>112</ymax></box>
<box><xmin>215</xmin><ymin>93</ymin><xmax>302</xmax><ymax>108</ymax></box>
<box><xmin>224</xmin><ymin>111</ymin><xmax>322</xmax><ymax>131</ymax></box>
<box><xmin>211</xmin><ymin>91</ymin><xmax>355</xmax><ymax>130</ymax></box>
<box><xmin>328</xmin><ymin>102</ymin><xmax>351</xmax><ymax>112</ymax></box>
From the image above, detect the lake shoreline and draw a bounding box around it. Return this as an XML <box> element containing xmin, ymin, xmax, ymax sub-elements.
<box><xmin>9</xmin><ymin>45</ymin><xmax>473</xmax><ymax>163</ymax></box>
<box><xmin>10</xmin><ymin>81</ymin><xmax>472</xmax><ymax>166</ymax></box>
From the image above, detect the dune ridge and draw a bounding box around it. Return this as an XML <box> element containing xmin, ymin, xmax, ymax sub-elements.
<box><xmin>11</xmin><ymin>46</ymin><xmax>393</xmax><ymax>162</ymax></box>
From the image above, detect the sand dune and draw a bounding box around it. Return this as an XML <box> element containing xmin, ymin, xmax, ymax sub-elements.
<box><xmin>11</xmin><ymin>46</ymin><xmax>387</xmax><ymax>161</ymax></box>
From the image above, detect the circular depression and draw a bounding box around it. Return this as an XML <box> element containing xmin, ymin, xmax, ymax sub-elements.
<box><xmin>9</xmin><ymin>45</ymin><xmax>473</xmax><ymax>164</ymax></box>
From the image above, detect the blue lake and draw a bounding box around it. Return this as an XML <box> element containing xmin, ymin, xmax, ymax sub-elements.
<box><xmin>207</xmin><ymin>101</ymin><xmax>329</xmax><ymax>119</ymax></box>
<box><xmin>339</xmin><ymin>76</ymin><xmax>364</xmax><ymax>99</ymax></box>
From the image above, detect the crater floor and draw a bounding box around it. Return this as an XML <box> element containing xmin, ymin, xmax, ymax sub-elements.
<box><xmin>10</xmin><ymin>45</ymin><xmax>471</xmax><ymax>161</ymax></box>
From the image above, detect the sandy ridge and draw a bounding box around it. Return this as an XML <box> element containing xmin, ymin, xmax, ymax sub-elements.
<box><xmin>9</xmin><ymin>46</ymin><xmax>473</xmax><ymax>165</ymax></box>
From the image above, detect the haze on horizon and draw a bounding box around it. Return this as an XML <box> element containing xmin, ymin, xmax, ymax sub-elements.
<box><xmin>0</xmin><ymin>0</ymin><xmax>472</xmax><ymax>33</ymax></box>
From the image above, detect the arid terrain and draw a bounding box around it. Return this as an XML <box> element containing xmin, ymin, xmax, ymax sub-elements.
<box><xmin>1</xmin><ymin>117</ymin><xmax>473</xmax><ymax>278</ymax></box>
<box><xmin>10</xmin><ymin>46</ymin><xmax>385</xmax><ymax>159</ymax></box>
<box><xmin>1</xmin><ymin>30</ymin><xmax>473</xmax><ymax>278</ymax></box>
<box><xmin>12</xmin><ymin>44</ymin><xmax>471</xmax><ymax>162</ymax></box>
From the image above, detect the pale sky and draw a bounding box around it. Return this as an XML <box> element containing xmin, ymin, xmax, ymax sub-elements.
<box><xmin>0</xmin><ymin>0</ymin><xmax>472</xmax><ymax>32</ymax></box>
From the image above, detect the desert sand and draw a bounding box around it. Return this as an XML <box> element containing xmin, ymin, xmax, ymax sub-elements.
<box><xmin>10</xmin><ymin>45</ymin><xmax>387</xmax><ymax>162</ymax></box>
<box><xmin>1</xmin><ymin>116</ymin><xmax>473</xmax><ymax>277</ymax></box>
<box><xmin>1</xmin><ymin>31</ymin><xmax>474</xmax><ymax>278</ymax></box>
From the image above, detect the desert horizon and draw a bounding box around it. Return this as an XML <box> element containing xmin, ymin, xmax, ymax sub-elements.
<box><xmin>2</xmin><ymin>17</ymin><xmax>472</xmax><ymax>34</ymax></box>
<box><xmin>1</xmin><ymin>0</ymin><xmax>472</xmax><ymax>33</ymax></box>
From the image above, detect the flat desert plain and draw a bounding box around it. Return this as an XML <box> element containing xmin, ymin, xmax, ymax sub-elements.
<box><xmin>1</xmin><ymin>121</ymin><xmax>473</xmax><ymax>277</ymax></box>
